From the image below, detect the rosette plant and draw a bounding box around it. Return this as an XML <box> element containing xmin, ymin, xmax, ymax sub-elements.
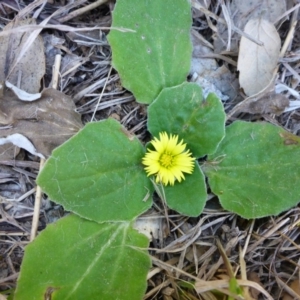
<box><xmin>14</xmin><ymin>0</ymin><xmax>300</xmax><ymax>299</ymax></box>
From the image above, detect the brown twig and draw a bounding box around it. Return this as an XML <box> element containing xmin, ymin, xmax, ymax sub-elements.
<box><xmin>30</xmin><ymin>54</ymin><xmax>61</xmax><ymax>241</ymax></box>
<box><xmin>57</xmin><ymin>0</ymin><xmax>108</xmax><ymax>23</ymax></box>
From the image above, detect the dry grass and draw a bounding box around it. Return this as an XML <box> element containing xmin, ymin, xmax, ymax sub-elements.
<box><xmin>1</xmin><ymin>0</ymin><xmax>300</xmax><ymax>299</ymax></box>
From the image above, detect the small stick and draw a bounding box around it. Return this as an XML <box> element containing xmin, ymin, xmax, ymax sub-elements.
<box><xmin>30</xmin><ymin>159</ymin><xmax>45</xmax><ymax>241</ymax></box>
<box><xmin>30</xmin><ymin>54</ymin><xmax>62</xmax><ymax>241</ymax></box>
<box><xmin>221</xmin><ymin>1</ymin><xmax>232</xmax><ymax>52</ymax></box>
<box><xmin>191</xmin><ymin>0</ymin><xmax>263</xmax><ymax>46</ymax></box>
<box><xmin>58</xmin><ymin>0</ymin><xmax>108</xmax><ymax>24</ymax></box>
<box><xmin>279</xmin><ymin>6</ymin><xmax>299</xmax><ymax>59</ymax></box>
<box><xmin>91</xmin><ymin>65</ymin><xmax>112</xmax><ymax>122</ymax></box>
<box><xmin>51</xmin><ymin>54</ymin><xmax>62</xmax><ymax>90</ymax></box>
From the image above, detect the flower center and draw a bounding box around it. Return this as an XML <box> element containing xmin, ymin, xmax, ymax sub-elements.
<box><xmin>159</xmin><ymin>152</ymin><xmax>174</xmax><ymax>168</ymax></box>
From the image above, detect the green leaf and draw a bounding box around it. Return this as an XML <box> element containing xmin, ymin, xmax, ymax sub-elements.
<box><xmin>14</xmin><ymin>214</ymin><xmax>150</xmax><ymax>300</ymax></box>
<box><xmin>107</xmin><ymin>0</ymin><xmax>192</xmax><ymax>104</ymax></box>
<box><xmin>160</xmin><ymin>162</ymin><xmax>207</xmax><ymax>216</ymax></box>
<box><xmin>147</xmin><ymin>82</ymin><xmax>226</xmax><ymax>158</ymax></box>
<box><xmin>229</xmin><ymin>278</ymin><xmax>243</xmax><ymax>300</ymax></box>
<box><xmin>37</xmin><ymin>119</ymin><xmax>153</xmax><ymax>223</ymax></box>
<box><xmin>203</xmin><ymin>121</ymin><xmax>300</xmax><ymax>219</ymax></box>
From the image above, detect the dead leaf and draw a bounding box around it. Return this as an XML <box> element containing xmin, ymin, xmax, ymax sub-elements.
<box><xmin>238</xmin><ymin>92</ymin><xmax>289</xmax><ymax>115</ymax></box>
<box><xmin>279</xmin><ymin>131</ymin><xmax>300</xmax><ymax>145</ymax></box>
<box><xmin>0</xmin><ymin>88</ymin><xmax>83</xmax><ymax>159</ymax></box>
<box><xmin>0</xmin><ymin>133</ymin><xmax>44</xmax><ymax>158</ymax></box>
<box><xmin>185</xmin><ymin>245</ymin><xmax>206</xmax><ymax>263</ymax></box>
<box><xmin>247</xmin><ymin>272</ymin><xmax>263</xmax><ymax>299</ymax></box>
<box><xmin>0</xmin><ymin>143</ymin><xmax>19</xmax><ymax>161</ymax></box>
<box><xmin>0</xmin><ymin>18</ymin><xmax>45</xmax><ymax>93</ymax></box>
<box><xmin>238</xmin><ymin>18</ymin><xmax>281</xmax><ymax>96</ymax></box>
<box><xmin>162</xmin><ymin>286</ymin><xmax>174</xmax><ymax>299</ymax></box>
<box><xmin>134</xmin><ymin>215</ymin><xmax>168</xmax><ymax>241</ymax></box>
<box><xmin>214</xmin><ymin>0</ymin><xmax>286</xmax><ymax>53</ymax></box>
<box><xmin>5</xmin><ymin>81</ymin><xmax>41</xmax><ymax>101</ymax></box>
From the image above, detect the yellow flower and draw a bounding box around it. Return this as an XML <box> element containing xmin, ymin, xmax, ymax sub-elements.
<box><xmin>142</xmin><ymin>132</ymin><xmax>195</xmax><ymax>186</ymax></box>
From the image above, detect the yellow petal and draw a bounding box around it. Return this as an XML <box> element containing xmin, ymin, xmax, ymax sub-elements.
<box><xmin>142</xmin><ymin>132</ymin><xmax>195</xmax><ymax>186</ymax></box>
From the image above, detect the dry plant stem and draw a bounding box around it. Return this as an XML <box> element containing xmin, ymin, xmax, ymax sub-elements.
<box><xmin>58</xmin><ymin>0</ymin><xmax>108</xmax><ymax>23</ymax></box>
<box><xmin>129</xmin><ymin>120</ymin><xmax>147</xmax><ymax>134</ymax></box>
<box><xmin>91</xmin><ymin>65</ymin><xmax>112</xmax><ymax>121</ymax></box>
<box><xmin>275</xmin><ymin>275</ymin><xmax>300</xmax><ymax>299</ymax></box>
<box><xmin>239</xmin><ymin>247</ymin><xmax>247</xmax><ymax>281</ymax></box>
<box><xmin>191</xmin><ymin>29</ymin><xmax>214</xmax><ymax>49</ymax></box>
<box><xmin>16</xmin><ymin>187</ymin><xmax>36</xmax><ymax>202</ymax></box>
<box><xmin>198</xmin><ymin>53</ymin><xmax>237</xmax><ymax>66</ymax></box>
<box><xmin>241</xmin><ymin>219</ymin><xmax>255</xmax><ymax>258</ymax></box>
<box><xmin>151</xmin><ymin>256</ymin><xmax>272</xmax><ymax>299</ymax></box>
<box><xmin>51</xmin><ymin>55</ymin><xmax>62</xmax><ymax>90</ymax></box>
<box><xmin>238</xmin><ymin>248</ymin><xmax>257</xmax><ymax>300</ymax></box>
<box><xmin>0</xmin><ymin>25</ymin><xmax>122</xmax><ymax>37</ymax></box>
<box><xmin>278</xmin><ymin>5</ymin><xmax>299</xmax><ymax>89</ymax></box>
<box><xmin>216</xmin><ymin>238</ymin><xmax>235</xmax><ymax>278</ymax></box>
<box><xmin>51</xmin><ymin>54</ymin><xmax>62</xmax><ymax>89</ymax></box>
<box><xmin>195</xmin><ymin>279</ymin><xmax>273</xmax><ymax>299</ymax></box>
<box><xmin>205</xmin><ymin>12</ymin><xmax>217</xmax><ymax>32</ymax></box>
<box><xmin>191</xmin><ymin>0</ymin><xmax>263</xmax><ymax>46</ymax></box>
<box><xmin>150</xmin><ymin>215</ymin><xmax>229</xmax><ymax>253</ymax></box>
<box><xmin>280</xmin><ymin>232</ymin><xmax>300</xmax><ymax>251</ymax></box>
<box><xmin>151</xmin><ymin>255</ymin><xmax>200</xmax><ymax>282</ymax></box>
<box><xmin>17</xmin><ymin>0</ymin><xmax>46</xmax><ymax>18</ymax></box>
<box><xmin>61</xmin><ymin>57</ymin><xmax>89</xmax><ymax>78</ymax></box>
<box><xmin>206</xmin><ymin>234</ymin><xmax>247</xmax><ymax>280</ymax></box>
<box><xmin>0</xmin><ymin>272</ymin><xmax>19</xmax><ymax>284</ymax></box>
<box><xmin>0</xmin><ymin>232</ymin><xmax>29</xmax><ymax>236</ymax></box>
<box><xmin>280</xmin><ymin>20</ymin><xmax>297</xmax><ymax>58</ymax></box>
<box><xmin>143</xmin><ymin>278</ymin><xmax>173</xmax><ymax>299</ymax></box>
<box><xmin>32</xmin><ymin>0</ymin><xmax>47</xmax><ymax>19</ymax></box>
<box><xmin>283</xmin><ymin>62</ymin><xmax>300</xmax><ymax>82</ymax></box>
<box><xmin>221</xmin><ymin>2</ymin><xmax>231</xmax><ymax>51</ymax></box>
<box><xmin>54</xmin><ymin>0</ymin><xmax>89</xmax><ymax>19</ymax></box>
<box><xmin>30</xmin><ymin>54</ymin><xmax>62</xmax><ymax>241</ymax></box>
<box><xmin>246</xmin><ymin>217</ymin><xmax>290</xmax><ymax>254</ymax></box>
<box><xmin>280</xmin><ymin>4</ymin><xmax>298</xmax><ymax>59</ymax></box>
<box><xmin>273</xmin><ymin>2</ymin><xmax>300</xmax><ymax>25</ymax></box>
<box><xmin>30</xmin><ymin>159</ymin><xmax>45</xmax><ymax>241</ymax></box>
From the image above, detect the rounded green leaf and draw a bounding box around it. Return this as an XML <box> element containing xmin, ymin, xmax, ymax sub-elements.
<box><xmin>162</xmin><ymin>162</ymin><xmax>207</xmax><ymax>216</ymax></box>
<box><xmin>15</xmin><ymin>215</ymin><xmax>151</xmax><ymax>300</ymax></box>
<box><xmin>203</xmin><ymin>121</ymin><xmax>300</xmax><ymax>219</ymax></box>
<box><xmin>37</xmin><ymin>119</ymin><xmax>153</xmax><ymax>223</ymax></box>
<box><xmin>107</xmin><ymin>0</ymin><xmax>192</xmax><ymax>104</ymax></box>
<box><xmin>147</xmin><ymin>82</ymin><xmax>226</xmax><ymax>158</ymax></box>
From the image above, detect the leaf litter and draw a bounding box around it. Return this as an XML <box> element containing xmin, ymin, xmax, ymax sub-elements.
<box><xmin>238</xmin><ymin>18</ymin><xmax>281</xmax><ymax>96</ymax></box>
<box><xmin>1</xmin><ymin>0</ymin><xmax>300</xmax><ymax>299</ymax></box>
<box><xmin>0</xmin><ymin>87</ymin><xmax>83</xmax><ymax>159</ymax></box>
<box><xmin>0</xmin><ymin>18</ymin><xmax>45</xmax><ymax>94</ymax></box>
